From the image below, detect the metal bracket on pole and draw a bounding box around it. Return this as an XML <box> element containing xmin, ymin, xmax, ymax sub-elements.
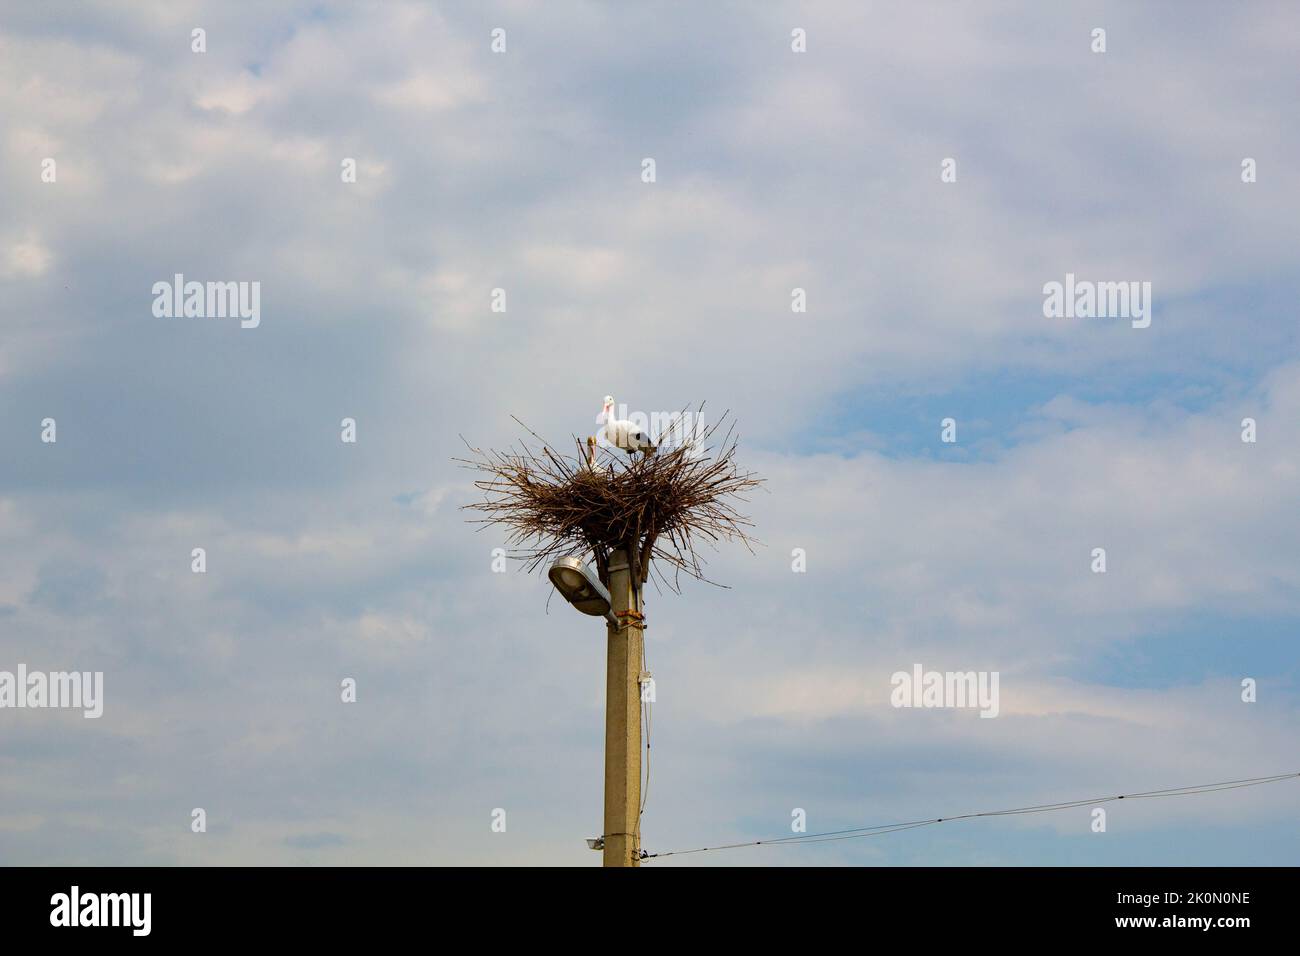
<box><xmin>613</xmin><ymin>609</ymin><xmax>646</xmax><ymax>630</ymax></box>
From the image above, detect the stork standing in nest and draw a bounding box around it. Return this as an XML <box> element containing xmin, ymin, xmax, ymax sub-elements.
<box><xmin>589</xmin><ymin>395</ymin><xmax>655</xmax><ymax>467</ymax></box>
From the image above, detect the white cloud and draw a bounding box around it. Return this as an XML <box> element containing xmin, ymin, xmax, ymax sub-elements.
<box><xmin>2</xmin><ymin>235</ymin><xmax>52</xmax><ymax>277</ymax></box>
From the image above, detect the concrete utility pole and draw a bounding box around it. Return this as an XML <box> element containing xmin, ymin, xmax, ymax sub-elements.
<box><xmin>602</xmin><ymin>547</ymin><xmax>643</xmax><ymax>867</ymax></box>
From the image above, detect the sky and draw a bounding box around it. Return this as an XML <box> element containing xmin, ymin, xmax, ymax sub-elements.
<box><xmin>1</xmin><ymin>0</ymin><xmax>1298</xmax><ymax>866</ymax></box>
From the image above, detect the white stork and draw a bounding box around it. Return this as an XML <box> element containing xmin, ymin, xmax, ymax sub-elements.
<box><xmin>596</xmin><ymin>395</ymin><xmax>656</xmax><ymax>458</ymax></box>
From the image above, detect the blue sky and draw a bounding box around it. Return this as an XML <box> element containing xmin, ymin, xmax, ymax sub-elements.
<box><xmin>1</xmin><ymin>0</ymin><xmax>1298</xmax><ymax>865</ymax></box>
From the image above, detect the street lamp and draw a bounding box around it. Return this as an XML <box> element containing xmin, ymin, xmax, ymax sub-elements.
<box><xmin>548</xmin><ymin>556</ymin><xmax>617</xmax><ymax>626</ymax></box>
<box><xmin>549</xmin><ymin>551</ymin><xmax>641</xmax><ymax>867</ymax></box>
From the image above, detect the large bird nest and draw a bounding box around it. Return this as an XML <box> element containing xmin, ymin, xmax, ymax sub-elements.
<box><xmin>458</xmin><ymin>406</ymin><xmax>762</xmax><ymax>591</ymax></box>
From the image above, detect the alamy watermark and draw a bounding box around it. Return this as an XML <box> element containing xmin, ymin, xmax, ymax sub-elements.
<box><xmin>152</xmin><ymin>273</ymin><xmax>261</xmax><ymax>328</ymax></box>
<box><xmin>890</xmin><ymin>664</ymin><xmax>999</xmax><ymax>718</ymax></box>
<box><xmin>50</xmin><ymin>886</ymin><xmax>150</xmax><ymax>936</ymax></box>
<box><xmin>1042</xmin><ymin>272</ymin><xmax>1151</xmax><ymax>328</ymax></box>
<box><xmin>595</xmin><ymin>401</ymin><xmax>704</xmax><ymax>453</ymax></box>
<box><xmin>0</xmin><ymin>665</ymin><xmax>103</xmax><ymax>718</ymax></box>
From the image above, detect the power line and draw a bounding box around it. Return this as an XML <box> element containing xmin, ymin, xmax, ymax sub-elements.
<box><xmin>637</xmin><ymin>591</ymin><xmax>652</xmax><ymax>846</ymax></box>
<box><xmin>641</xmin><ymin>770</ymin><xmax>1300</xmax><ymax>860</ymax></box>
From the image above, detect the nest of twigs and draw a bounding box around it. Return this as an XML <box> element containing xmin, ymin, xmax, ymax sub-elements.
<box><xmin>458</xmin><ymin>406</ymin><xmax>762</xmax><ymax>591</ymax></box>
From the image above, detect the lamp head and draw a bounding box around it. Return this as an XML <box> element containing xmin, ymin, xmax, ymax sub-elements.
<box><xmin>548</xmin><ymin>556</ymin><xmax>613</xmax><ymax>619</ymax></box>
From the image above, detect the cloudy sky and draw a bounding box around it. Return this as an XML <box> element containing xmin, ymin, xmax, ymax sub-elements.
<box><xmin>2</xmin><ymin>0</ymin><xmax>1298</xmax><ymax>866</ymax></box>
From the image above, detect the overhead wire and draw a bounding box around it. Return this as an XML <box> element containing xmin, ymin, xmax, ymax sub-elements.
<box><xmin>641</xmin><ymin>770</ymin><xmax>1300</xmax><ymax>860</ymax></box>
